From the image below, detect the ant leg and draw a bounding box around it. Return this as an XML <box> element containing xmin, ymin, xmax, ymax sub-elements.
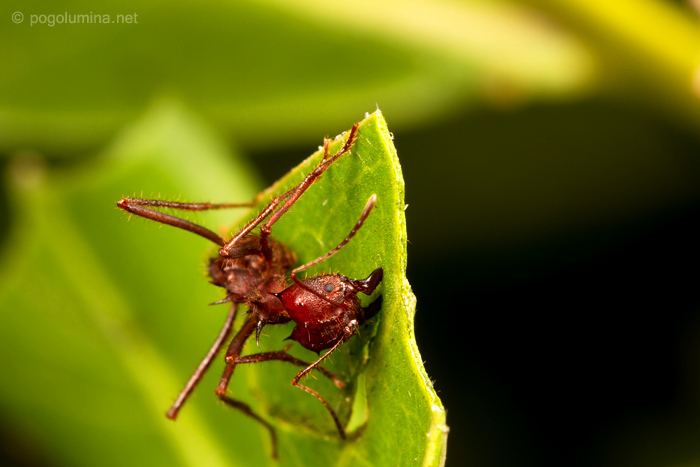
<box><xmin>117</xmin><ymin>198</ymin><xmax>252</xmax><ymax>246</ymax></box>
<box><xmin>291</xmin><ymin>320</ymin><xmax>359</xmax><ymax>438</ymax></box>
<box><xmin>217</xmin><ymin>394</ymin><xmax>278</xmax><ymax>459</ymax></box>
<box><xmin>221</xmin><ymin>124</ymin><xmax>358</xmax><ymax>258</ymax></box>
<box><xmin>219</xmin><ymin>186</ymin><xmax>296</xmax><ymax>257</ymax></box>
<box><xmin>291</xmin><ymin>194</ymin><xmax>376</xmax><ymax>285</ymax></box>
<box><xmin>235</xmin><ymin>349</ymin><xmax>346</xmax><ymax>389</ymax></box>
<box><xmin>118</xmin><ymin>198</ymin><xmax>256</xmax><ymax>211</ymax></box>
<box><xmin>255</xmin><ymin>124</ymin><xmax>360</xmax><ymax>257</ymax></box>
<box><xmin>217</xmin><ymin>390</ymin><xmax>277</xmax><ymax>459</ymax></box>
<box><xmin>321</xmin><ymin>137</ymin><xmax>331</xmax><ymax>159</ymax></box>
<box><xmin>166</xmin><ymin>303</ymin><xmax>238</xmax><ymax>420</ymax></box>
<box><xmin>215</xmin><ymin>314</ymin><xmax>279</xmax><ymax>457</ymax></box>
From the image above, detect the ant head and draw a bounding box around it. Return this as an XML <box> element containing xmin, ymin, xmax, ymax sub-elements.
<box><xmin>301</xmin><ymin>267</ymin><xmax>383</xmax><ymax>301</ymax></box>
<box><xmin>279</xmin><ymin>268</ymin><xmax>384</xmax><ymax>352</ymax></box>
<box><xmin>279</xmin><ymin>268</ymin><xmax>383</xmax><ymax>313</ymax></box>
<box><xmin>293</xmin><ymin>274</ymin><xmax>352</xmax><ymax>305</ymax></box>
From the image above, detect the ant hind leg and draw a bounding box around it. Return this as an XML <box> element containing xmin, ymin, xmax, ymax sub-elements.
<box><xmin>222</xmin><ymin>124</ymin><xmax>359</xmax><ymax>258</ymax></box>
<box><xmin>117</xmin><ymin>197</ymin><xmax>255</xmax><ymax>246</ymax></box>
<box><xmin>256</xmin><ymin>124</ymin><xmax>360</xmax><ymax>257</ymax></box>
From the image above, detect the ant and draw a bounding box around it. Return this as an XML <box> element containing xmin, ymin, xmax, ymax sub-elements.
<box><xmin>117</xmin><ymin>123</ymin><xmax>383</xmax><ymax>458</ymax></box>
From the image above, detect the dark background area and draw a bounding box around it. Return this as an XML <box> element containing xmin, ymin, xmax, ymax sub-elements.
<box><xmin>253</xmin><ymin>98</ymin><xmax>700</xmax><ymax>467</ymax></box>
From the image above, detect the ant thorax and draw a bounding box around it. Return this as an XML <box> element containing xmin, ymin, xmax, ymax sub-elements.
<box><xmin>208</xmin><ymin>235</ymin><xmax>295</xmax><ymax>301</ymax></box>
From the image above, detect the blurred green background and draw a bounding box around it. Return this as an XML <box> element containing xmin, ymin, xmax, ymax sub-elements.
<box><xmin>2</xmin><ymin>0</ymin><xmax>700</xmax><ymax>466</ymax></box>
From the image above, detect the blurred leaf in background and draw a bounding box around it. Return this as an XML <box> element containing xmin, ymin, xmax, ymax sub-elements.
<box><xmin>0</xmin><ymin>0</ymin><xmax>593</xmax><ymax>155</ymax></box>
<box><xmin>0</xmin><ymin>102</ymin><xmax>263</xmax><ymax>467</ymax></box>
<box><xmin>0</xmin><ymin>104</ymin><xmax>446</xmax><ymax>466</ymax></box>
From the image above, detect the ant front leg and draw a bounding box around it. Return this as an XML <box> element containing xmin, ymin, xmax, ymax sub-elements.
<box><xmin>234</xmin><ymin>348</ymin><xmax>346</xmax><ymax>389</ymax></box>
<box><xmin>290</xmin><ymin>194</ymin><xmax>377</xmax><ymax>301</ymax></box>
<box><xmin>291</xmin><ymin>320</ymin><xmax>359</xmax><ymax>439</ymax></box>
<box><xmin>215</xmin><ymin>392</ymin><xmax>278</xmax><ymax>458</ymax></box>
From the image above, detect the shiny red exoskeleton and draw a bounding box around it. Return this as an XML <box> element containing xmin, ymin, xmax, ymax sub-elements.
<box><xmin>280</xmin><ymin>270</ymin><xmax>383</xmax><ymax>352</ymax></box>
<box><xmin>117</xmin><ymin>123</ymin><xmax>382</xmax><ymax>458</ymax></box>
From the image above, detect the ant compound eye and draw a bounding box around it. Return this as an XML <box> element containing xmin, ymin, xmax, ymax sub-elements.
<box><xmin>323</xmin><ymin>282</ymin><xmax>334</xmax><ymax>293</ymax></box>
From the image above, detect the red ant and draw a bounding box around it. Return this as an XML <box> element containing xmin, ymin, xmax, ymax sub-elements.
<box><xmin>117</xmin><ymin>123</ymin><xmax>383</xmax><ymax>457</ymax></box>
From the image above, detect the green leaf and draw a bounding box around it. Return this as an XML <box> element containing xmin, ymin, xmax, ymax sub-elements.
<box><xmin>0</xmin><ymin>0</ymin><xmax>592</xmax><ymax>154</ymax></box>
<box><xmin>0</xmin><ymin>102</ymin><xmax>447</xmax><ymax>466</ymax></box>
<box><xmin>525</xmin><ymin>0</ymin><xmax>700</xmax><ymax>124</ymax></box>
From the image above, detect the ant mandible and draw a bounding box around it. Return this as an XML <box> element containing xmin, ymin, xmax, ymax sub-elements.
<box><xmin>117</xmin><ymin>123</ymin><xmax>383</xmax><ymax>458</ymax></box>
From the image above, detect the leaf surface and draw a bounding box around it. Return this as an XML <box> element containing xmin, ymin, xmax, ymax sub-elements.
<box><xmin>0</xmin><ymin>103</ymin><xmax>446</xmax><ymax>466</ymax></box>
